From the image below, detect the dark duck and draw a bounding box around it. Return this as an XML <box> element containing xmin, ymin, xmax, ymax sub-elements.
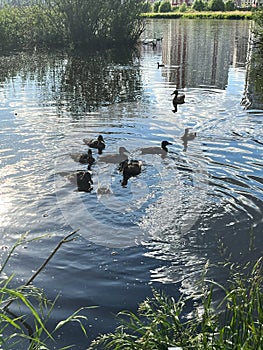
<box><xmin>119</xmin><ymin>159</ymin><xmax>142</xmax><ymax>187</ymax></box>
<box><xmin>83</xmin><ymin>135</ymin><xmax>105</xmax><ymax>154</ymax></box>
<box><xmin>171</xmin><ymin>90</ymin><xmax>185</xmax><ymax>113</ymax></box>
<box><xmin>76</xmin><ymin>170</ymin><xmax>93</xmax><ymax>192</ymax></box>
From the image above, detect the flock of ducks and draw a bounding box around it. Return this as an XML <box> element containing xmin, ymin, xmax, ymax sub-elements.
<box><xmin>71</xmin><ymin>90</ymin><xmax>194</xmax><ymax>192</ymax></box>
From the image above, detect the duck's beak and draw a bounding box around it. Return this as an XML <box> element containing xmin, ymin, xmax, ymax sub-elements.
<box><xmin>167</xmin><ymin>142</ymin><xmax>173</xmax><ymax>145</ymax></box>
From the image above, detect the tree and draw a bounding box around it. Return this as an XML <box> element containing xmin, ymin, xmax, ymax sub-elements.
<box><xmin>192</xmin><ymin>0</ymin><xmax>205</xmax><ymax>11</ymax></box>
<box><xmin>208</xmin><ymin>0</ymin><xmax>225</xmax><ymax>11</ymax></box>
<box><xmin>179</xmin><ymin>2</ymin><xmax>187</xmax><ymax>12</ymax></box>
<box><xmin>153</xmin><ymin>1</ymin><xmax>161</xmax><ymax>12</ymax></box>
<box><xmin>159</xmin><ymin>0</ymin><xmax>172</xmax><ymax>12</ymax></box>
<box><xmin>224</xmin><ymin>0</ymin><xmax>235</xmax><ymax>11</ymax></box>
<box><xmin>142</xmin><ymin>1</ymin><xmax>152</xmax><ymax>12</ymax></box>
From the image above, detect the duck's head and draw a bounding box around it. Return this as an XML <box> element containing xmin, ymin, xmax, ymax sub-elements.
<box><xmin>171</xmin><ymin>90</ymin><xmax>178</xmax><ymax>96</ymax></box>
<box><xmin>98</xmin><ymin>135</ymin><xmax>104</xmax><ymax>142</ymax></box>
<box><xmin>161</xmin><ymin>140</ymin><xmax>172</xmax><ymax>148</ymax></box>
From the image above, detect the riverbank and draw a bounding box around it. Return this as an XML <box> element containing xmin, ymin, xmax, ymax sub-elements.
<box><xmin>142</xmin><ymin>10</ymin><xmax>252</xmax><ymax>20</ymax></box>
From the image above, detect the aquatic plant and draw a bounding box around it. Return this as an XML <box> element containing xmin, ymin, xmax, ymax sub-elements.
<box><xmin>89</xmin><ymin>258</ymin><xmax>263</xmax><ymax>349</ymax></box>
<box><xmin>0</xmin><ymin>231</ymin><xmax>89</xmax><ymax>349</ymax></box>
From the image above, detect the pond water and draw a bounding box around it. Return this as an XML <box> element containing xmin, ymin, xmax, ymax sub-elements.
<box><xmin>0</xmin><ymin>19</ymin><xmax>263</xmax><ymax>349</ymax></box>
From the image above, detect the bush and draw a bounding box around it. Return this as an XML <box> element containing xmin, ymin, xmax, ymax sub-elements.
<box><xmin>0</xmin><ymin>0</ymin><xmax>145</xmax><ymax>51</ymax></box>
<box><xmin>192</xmin><ymin>0</ymin><xmax>205</xmax><ymax>11</ymax></box>
<box><xmin>208</xmin><ymin>0</ymin><xmax>225</xmax><ymax>11</ymax></box>
<box><xmin>225</xmin><ymin>0</ymin><xmax>235</xmax><ymax>10</ymax></box>
<box><xmin>179</xmin><ymin>2</ymin><xmax>188</xmax><ymax>12</ymax></box>
<box><xmin>159</xmin><ymin>0</ymin><xmax>172</xmax><ymax>12</ymax></box>
<box><xmin>153</xmin><ymin>1</ymin><xmax>161</xmax><ymax>12</ymax></box>
<box><xmin>141</xmin><ymin>1</ymin><xmax>152</xmax><ymax>12</ymax></box>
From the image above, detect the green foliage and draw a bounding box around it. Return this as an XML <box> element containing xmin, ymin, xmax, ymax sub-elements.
<box><xmin>153</xmin><ymin>1</ymin><xmax>161</xmax><ymax>12</ymax></box>
<box><xmin>179</xmin><ymin>2</ymin><xmax>188</xmax><ymax>12</ymax></box>
<box><xmin>0</xmin><ymin>234</ymin><xmax>89</xmax><ymax>349</ymax></box>
<box><xmin>0</xmin><ymin>0</ymin><xmax>145</xmax><ymax>51</ymax></box>
<box><xmin>208</xmin><ymin>0</ymin><xmax>225</xmax><ymax>11</ymax></box>
<box><xmin>89</xmin><ymin>258</ymin><xmax>263</xmax><ymax>350</ymax></box>
<box><xmin>253</xmin><ymin>8</ymin><xmax>263</xmax><ymax>49</ymax></box>
<box><xmin>192</xmin><ymin>0</ymin><xmax>205</xmax><ymax>11</ymax></box>
<box><xmin>159</xmin><ymin>0</ymin><xmax>172</xmax><ymax>13</ymax></box>
<box><xmin>141</xmin><ymin>11</ymin><xmax>252</xmax><ymax>19</ymax></box>
<box><xmin>224</xmin><ymin>0</ymin><xmax>235</xmax><ymax>10</ymax></box>
<box><xmin>141</xmin><ymin>1</ymin><xmax>152</xmax><ymax>12</ymax></box>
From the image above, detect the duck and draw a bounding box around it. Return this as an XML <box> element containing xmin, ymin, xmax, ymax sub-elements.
<box><xmin>71</xmin><ymin>149</ymin><xmax>95</xmax><ymax>169</ymax></box>
<box><xmin>171</xmin><ymin>90</ymin><xmax>185</xmax><ymax>113</ymax></box>
<box><xmin>157</xmin><ymin>62</ymin><xmax>165</xmax><ymax>68</ymax></box>
<box><xmin>79</xmin><ymin>149</ymin><xmax>95</xmax><ymax>169</ymax></box>
<box><xmin>139</xmin><ymin>140</ymin><xmax>172</xmax><ymax>157</ymax></box>
<box><xmin>83</xmin><ymin>135</ymin><xmax>105</xmax><ymax>154</ymax></box>
<box><xmin>76</xmin><ymin>170</ymin><xmax>93</xmax><ymax>192</ymax></box>
<box><xmin>119</xmin><ymin>159</ymin><xmax>142</xmax><ymax>187</ymax></box>
<box><xmin>98</xmin><ymin>147</ymin><xmax>129</xmax><ymax>164</ymax></box>
<box><xmin>181</xmin><ymin>128</ymin><xmax>196</xmax><ymax>151</ymax></box>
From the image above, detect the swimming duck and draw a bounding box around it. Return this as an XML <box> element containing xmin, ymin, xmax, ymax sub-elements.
<box><xmin>181</xmin><ymin>128</ymin><xmax>196</xmax><ymax>151</ymax></box>
<box><xmin>119</xmin><ymin>159</ymin><xmax>142</xmax><ymax>187</ymax></box>
<box><xmin>157</xmin><ymin>62</ymin><xmax>165</xmax><ymax>68</ymax></box>
<box><xmin>71</xmin><ymin>149</ymin><xmax>95</xmax><ymax>169</ymax></box>
<box><xmin>98</xmin><ymin>147</ymin><xmax>129</xmax><ymax>164</ymax></box>
<box><xmin>171</xmin><ymin>90</ymin><xmax>185</xmax><ymax>113</ymax></box>
<box><xmin>83</xmin><ymin>135</ymin><xmax>105</xmax><ymax>154</ymax></box>
<box><xmin>139</xmin><ymin>140</ymin><xmax>172</xmax><ymax>157</ymax></box>
<box><xmin>76</xmin><ymin>170</ymin><xmax>93</xmax><ymax>192</ymax></box>
<box><xmin>79</xmin><ymin>149</ymin><xmax>95</xmax><ymax>169</ymax></box>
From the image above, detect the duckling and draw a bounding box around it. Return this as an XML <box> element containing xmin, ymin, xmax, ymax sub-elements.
<box><xmin>76</xmin><ymin>170</ymin><xmax>93</xmax><ymax>192</ymax></box>
<box><xmin>119</xmin><ymin>159</ymin><xmax>142</xmax><ymax>187</ymax></box>
<box><xmin>98</xmin><ymin>147</ymin><xmax>129</xmax><ymax>164</ymax></box>
<box><xmin>139</xmin><ymin>140</ymin><xmax>172</xmax><ymax>157</ymax></box>
<box><xmin>78</xmin><ymin>149</ymin><xmax>95</xmax><ymax>169</ymax></box>
<box><xmin>171</xmin><ymin>90</ymin><xmax>185</xmax><ymax>113</ymax></box>
<box><xmin>181</xmin><ymin>128</ymin><xmax>196</xmax><ymax>151</ymax></box>
<box><xmin>83</xmin><ymin>135</ymin><xmax>105</xmax><ymax>154</ymax></box>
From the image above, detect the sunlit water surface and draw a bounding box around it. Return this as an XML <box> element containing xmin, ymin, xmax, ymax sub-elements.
<box><xmin>0</xmin><ymin>19</ymin><xmax>263</xmax><ymax>349</ymax></box>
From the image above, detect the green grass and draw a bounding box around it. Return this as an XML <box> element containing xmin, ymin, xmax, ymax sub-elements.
<box><xmin>0</xmin><ymin>232</ymin><xmax>89</xmax><ymax>350</ymax></box>
<box><xmin>89</xmin><ymin>258</ymin><xmax>263</xmax><ymax>349</ymax></box>
<box><xmin>142</xmin><ymin>10</ymin><xmax>252</xmax><ymax>20</ymax></box>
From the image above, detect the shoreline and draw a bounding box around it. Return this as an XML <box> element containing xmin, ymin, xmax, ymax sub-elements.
<box><xmin>141</xmin><ymin>10</ymin><xmax>252</xmax><ymax>20</ymax></box>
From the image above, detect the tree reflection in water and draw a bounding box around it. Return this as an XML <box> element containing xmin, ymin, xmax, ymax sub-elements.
<box><xmin>0</xmin><ymin>48</ymin><xmax>142</xmax><ymax>116</ymax></box>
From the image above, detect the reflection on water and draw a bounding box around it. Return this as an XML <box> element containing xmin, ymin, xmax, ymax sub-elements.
<box><xmin>143</xmin><ymin>19</ymin><xmax>251</xmax><ymax>89</ymax></box>
<box><xmin>243</xmin><ymin>47</ymin><xmax>263</xmax><ymax>110</ymax></box>
<box><xmin>0</xmin><ymin>19</ymin><xmax>263</xmax><ymax>349</ymax></box>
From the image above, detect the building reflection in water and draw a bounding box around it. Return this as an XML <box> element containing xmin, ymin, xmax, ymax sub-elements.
<box><xmin>146</xmin><ymin>19</ymin><xmax>252</xmax><ymax>90</ymax></box>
